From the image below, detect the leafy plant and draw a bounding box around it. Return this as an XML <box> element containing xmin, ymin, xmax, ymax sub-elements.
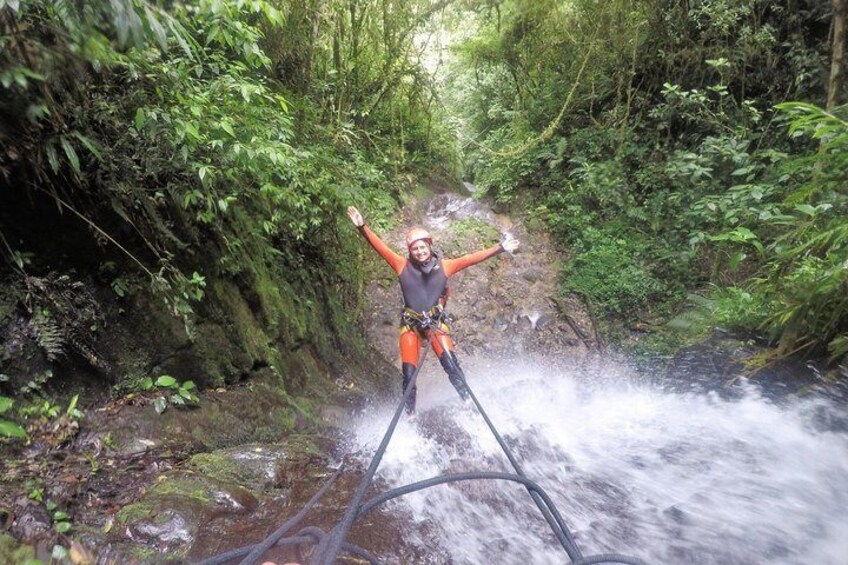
<box><xmin>561</xmin><ymin>233</ymin><xmax>674</xmax><ymax>320</ymax></box>
<box><xmin>141</xmin><ymin>375</ymin><xmax>199</xmax><ymax>414</ymax></box>
<box><xmin>45</xmin><ymin>500</ymin><xmax>72</xmax><ymax>534</ymax></box>
<box><xmin>0</xmin><ymin>396</ymin><xmax>27</xmax><ymax>439</ymax></box>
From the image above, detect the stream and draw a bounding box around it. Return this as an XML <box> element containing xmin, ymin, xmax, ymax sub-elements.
<box><xmin>348</xmin><ymin>356</ymin><xmax>848</xmax><ymax>565</ymax></box>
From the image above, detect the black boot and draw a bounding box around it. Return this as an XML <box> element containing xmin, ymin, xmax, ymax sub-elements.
<box><xmin>439</xmin><ymin>351</ymin><xmax>469</xmax><ymax>401</ymax></box>
<box><xmin>401</xmin><ymin>362</ymin><xmax>418</xmax><ymax>415</ymax></box>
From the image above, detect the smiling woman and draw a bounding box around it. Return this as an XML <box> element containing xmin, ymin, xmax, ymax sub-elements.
<box><xmin>347</xmin><ymin>205</ymin><xmax>519</xmax><ymax>415</ymax></box>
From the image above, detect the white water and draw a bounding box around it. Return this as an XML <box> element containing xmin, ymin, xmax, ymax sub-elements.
<box><xmin>351</xmin><ymin>357</ymin><xmax>848</xmax><ymax>565</ymax></box>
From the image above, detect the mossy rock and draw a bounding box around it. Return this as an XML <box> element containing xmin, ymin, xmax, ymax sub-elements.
<box><xmin>117</xmin><ymin>473</ymin><xmax>257</xmax><ymax>556</ymax></box>
<box><xmin>188</xmin><ymin>444</ymin><xmax>288</xmax><ymax>495</ymax></box>
<box><xmin>0</xmin><ymin>534</ymin><xmax>36</xmax><ymax>565</ymax></box>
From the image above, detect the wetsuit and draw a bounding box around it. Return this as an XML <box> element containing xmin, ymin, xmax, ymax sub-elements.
<box><xmin>358</xmin><ymin>225</ymin><xmax>505</xmax><ymax>413</ymax></box>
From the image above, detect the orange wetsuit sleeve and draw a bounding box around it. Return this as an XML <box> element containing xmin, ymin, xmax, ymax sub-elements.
<box><xmin>442</xmin><ymin>243</ymin><xmax>504</xmax><ymax>277</ymax></box>
<box><xmin>358</xmin><ymin>225</ymin><xmax>406</xmax><ymax>274</ymax></box>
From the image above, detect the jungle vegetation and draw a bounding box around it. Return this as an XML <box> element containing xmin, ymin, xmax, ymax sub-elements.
<box><xmin>0</xmin><ymin>0</ymin><xmax>846</xmax><ymax>415</ymax></box>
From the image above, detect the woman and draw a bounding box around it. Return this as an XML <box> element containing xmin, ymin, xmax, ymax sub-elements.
<box><xmin>347</xmin><ymin>206</ymin><xmax>519</xmax><ymax>415</ymax></box>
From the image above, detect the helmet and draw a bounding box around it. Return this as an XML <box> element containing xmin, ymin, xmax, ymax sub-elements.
<box><xmin>405</xmin><ymin>227</ymin><xmax>432</xmax><ymax>250</ymax></box>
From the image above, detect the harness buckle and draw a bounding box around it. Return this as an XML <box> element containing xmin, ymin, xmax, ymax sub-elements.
<box><xmin>401</xmin><ymin>305</ymin><xmax>448</xmax><ymax>330</ymax></box>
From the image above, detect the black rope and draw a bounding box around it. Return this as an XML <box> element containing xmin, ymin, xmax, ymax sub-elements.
<box><xmin>356</xmin><ymin>471</ymin><xmax>646</xmax><ymax>565</ymax></box>
<box><xmin>461</xmin><ymin>376</ymin><xmax>584</xmax><ymax>559</ymax></box>
<box><xmin>195</xmin><ymin>469</ymin><xmax>342</xmax><ymax>565</ymax></box>
<box><xmin>194</xmin><ymin>528</ymin><xmax>381</xmax><ymax>565</ymax></box>
<box><xmin>234</xmin><ymin>469</ymin><xmax>343</xmax><ymax>565</ymax></box>
<box><xmin>311</xmin><ymin>346</ymin><xmax>430</xmax><ymax>565</ymax></box>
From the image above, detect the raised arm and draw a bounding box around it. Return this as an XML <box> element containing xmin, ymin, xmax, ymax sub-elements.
<box><xmin>443</xmin><ymin>238</ymin><xmax>518</xmax><ymax>277</ymax></box>
<box><xmin>348</xmin><ymin>206</ymin><xmax>406</xmax><ymax>274</ymax></box>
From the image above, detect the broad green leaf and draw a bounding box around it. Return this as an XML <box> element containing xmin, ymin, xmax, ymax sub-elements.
<box><xmin>794</xmin><ymin>204</ymin><xmax>817</xmax><ymax>216</ymax></box>
<box><xmin>52</xmin><ymin>544</ymin><xmax>68</xmax><ymax>559</ymax></box>
<box><xmin>155</xmin><ymin>375</ymin><xmax>177</xmax><ymax>387</ymax></box>
<box><xmin>143</xmin><ymin>5</ymin><xmax>168</xmax><ymax>50</ymax></box>
<box><xmin>0</xmin><ymin>420</ymin><xmax>26</xmax><ymax>438</ymax></box>
<box><xmin>134</xmin><ymin>108</ymin><xmax>146</xmax><ymax>131</ymax></box>
<box><xmin>0</xmin><ymin>396</ymin><xmax>12</xmax><ymax>413</ymax></box>
<box><xmin>65</xmin><ymin>394</ymin><xmax>78</xmax><ymax>416</ymax></box>
<box><xmin>26</xmin><ymin>103</ymin><xmax>48</xmax><ymax>123</ymax></box>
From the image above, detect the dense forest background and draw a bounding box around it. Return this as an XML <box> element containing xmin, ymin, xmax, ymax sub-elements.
<box><xmin>1</xmin><ymin>0</ymin><xmax>847</xmax><ymax>435</ymax></box>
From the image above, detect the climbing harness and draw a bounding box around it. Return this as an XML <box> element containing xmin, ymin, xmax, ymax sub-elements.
<box><xmin>194</xmin><ymin>342</ymin><xmax>647</xmax><ymax>565</ymax></box>
<box><xmin>400</xmin><ymin>304</ymin><xmax>451</xmax><ymax>333</ymax></box>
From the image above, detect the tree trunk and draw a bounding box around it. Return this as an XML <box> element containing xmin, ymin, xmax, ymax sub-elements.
<box><xmin>827</xmin><ymin>0</ymin><xmax>846</xmax><ymax>110</ymax></box>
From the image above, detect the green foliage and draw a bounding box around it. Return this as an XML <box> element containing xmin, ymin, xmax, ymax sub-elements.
<box><xmin>140</xmin><ymin>375</ymin><xmax>199</xmax><ymax>413</ymax></box>
<box><xmin>684</xmin><ymin>103</ymin><xmax>848</xmax><ymax>359</ymax></box>
<box><xmin>45</xmin><ymin>500</ymin><xmax>72</xmax><ymax>534</ymax></box>
<box><xmin>561</xmin><ymin>231</ymin><xmax>677</xmax><ymax>320</ymax></box>
<box><xmin>437</xmin><ymin>0</ymin><xmax>844</xmax><ymax>367</ymax></box>
<box><xmin>2</xmin><ymin>0</ymin><xmax>444</xmax><ymax>394</ymax></box>
<box><xmin>0</xmin><ymin>396</ymin><xmax>26</xmax><ymax>438</ymax></box>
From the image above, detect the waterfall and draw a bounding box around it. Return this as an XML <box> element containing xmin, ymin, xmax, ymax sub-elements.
<box><xmin>352</xmin><ymin>357</ymin><xmax>848</xmax><ymax>565</ymax></box>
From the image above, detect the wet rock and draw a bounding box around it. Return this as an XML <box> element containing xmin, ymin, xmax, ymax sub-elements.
<box><xmin>188</xmin><ymin>444</ymin><xmax>289</xmax><ymax>494</ymax></box>
<box><xmin>118</xmin><ymin>476</ymin><xmax>235</xmax><ymax>553</ymax></box>
<box><xmin>132</xmin><ymin>508</ymin><xmax>194</xmax><ymax>545</ymax></box>
<box><xmin>522</xmin><ymin>268</ymin><xmax>543</xmax><ymax>283</ymax></box>
<box><xmin>534</xmin><ymin>314</ymin><xmax>553</xmax><ymax>330</ymax></box>
<box><xmin>514</xmin><ymin>314</ymin><xmax>530</xmax><ymax>330</ymax></box>
<box><xmin>9</xmin><ymin>498</ymin><xmax>52</xmax><ymax>541</ymax></box>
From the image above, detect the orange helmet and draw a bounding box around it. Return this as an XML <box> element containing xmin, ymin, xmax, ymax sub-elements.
<box><xmin>405</xmin><ymin>227</ymin><xmax>432</xmax><ymax>250</ymax></box>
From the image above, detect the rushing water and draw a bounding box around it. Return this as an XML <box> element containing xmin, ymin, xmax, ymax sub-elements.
<box><xmin>351</xmin><ymin>357</ymin><xmax>848</xmax><ymax>565</ymax></box>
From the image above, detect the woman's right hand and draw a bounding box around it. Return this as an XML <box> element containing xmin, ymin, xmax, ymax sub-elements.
<box><xmin>347</xmin><ymin>206</ymin><xmax>364</xmax><ymax>227</ymax></box>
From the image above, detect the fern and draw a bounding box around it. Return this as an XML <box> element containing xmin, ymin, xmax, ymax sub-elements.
<box><xmin>32</xmin><ymin>312</ymin><xmax>66</xmax><ymax>361</ymax></box>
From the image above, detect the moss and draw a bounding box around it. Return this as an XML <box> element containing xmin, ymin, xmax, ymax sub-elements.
<box><xmin>152</xmin><ymin>477</ymin><xmax>215</xmax><ymax>502</ymax></box>
<box><xmin>440</xmin><ymin>217</ymin><xmax>501</xmax><ymax>257</ymax></box>
<box><xmin>190</xmin><ymin>323</ymin><xmax>242</xmax><ymax>387</ymax></box>
<box><xmin>117</xmin><ymin>500</ymin><xmax>153</xmax><ymax>524</ymax></box>
<box><xmin>127</xmin><ymin>545</ymin><xmax>161</xmax><ymax>561</ymax></box>
<box><xmin>189</xmin><ymin>408</ymin><xmax>252</xmax><ymax>449</ymax></box>
<box><xmin>185</xmin><ymin>384</ymin><xmax>297</xmax><ymax>449</ymax></box>
<box><xmin>0</xmin><ymin>534</ymin><xmax>36</xmax><ymax>565</ymax></box>
<box><xmin>283</xmin><ymin>434</ymin><xmax>322</xmax><ymax>458</ymax></box>
<box><xmin>188</xmin><ymin>451</ymin><xmax>261</xmax><ymax>491</ymax></box>
<box><xmin>117</xmin><ymin>476</ymin><xmax>216</xmax><ymax>524</ymax></box>
<box><xmin>268</xmin><ymin>406</ymin><xmax>296</xmax><ymax>432</ymax></box>
<box><xmin>208</xmin><ymin>279</ymin><xmax>269</xmax><ymax>363</ymax></box>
